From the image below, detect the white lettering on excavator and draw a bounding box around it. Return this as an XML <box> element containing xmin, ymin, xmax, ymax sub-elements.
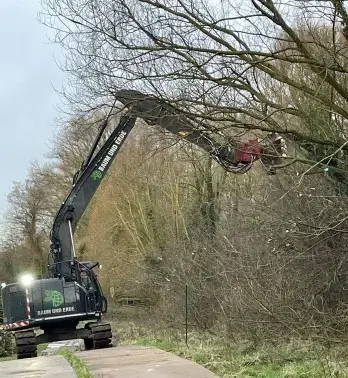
<box><xmin>37</xmin><ymin>306</ymin><xmax>75</xmax><ymax>316</ymax></box>
<box><xmin>98</xmin><ymin>130</ymin><xmax>127</xmax><ymax>173</ymax></box>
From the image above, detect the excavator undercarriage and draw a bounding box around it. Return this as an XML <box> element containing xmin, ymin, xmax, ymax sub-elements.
<box><xmin>14</xmin><ymin>321</ymin><xmax>113</xmax><ymax>359</ymax></box>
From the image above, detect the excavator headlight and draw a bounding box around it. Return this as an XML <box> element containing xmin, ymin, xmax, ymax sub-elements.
<box><xmin>19</xmin><ymin>273</ymin><xmax>34</xmax><ymax>287</ymax></box>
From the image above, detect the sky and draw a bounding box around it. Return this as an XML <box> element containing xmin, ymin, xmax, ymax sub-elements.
<box><xmin>0</xmin><ymin>0</ymin><xmax>64</xmax><ymax>220</ymax></box>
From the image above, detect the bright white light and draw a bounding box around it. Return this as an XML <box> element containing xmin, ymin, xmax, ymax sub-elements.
<box><xmin>1</xmin><ymin>283</ymin><xmax>6</xmax><ymax>288</ymax></box>
<box><xmin>19</xmin><ymin>273</ymin><xmax>35</xmax><ymax>287</ymax></box>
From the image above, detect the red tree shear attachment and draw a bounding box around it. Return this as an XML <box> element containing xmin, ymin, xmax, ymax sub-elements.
<box><xmin>234</xmin><ymin>139</ymin><xmax>263</xmax><ymax>164</ymax></box>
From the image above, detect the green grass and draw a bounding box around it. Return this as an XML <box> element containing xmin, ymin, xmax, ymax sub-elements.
<box><xmin>130</xmin><ymin>336</ymin><xmax>348</xmax><ymax>377</ymax></box>
<box><xmin>0</xmin><ymin>342</ymin><xmax>49</xmax><ymax>361</ymax></box>
<box><xmin>59</xmin><ymin>349</ymin><xmax>93</xmax><ymax>378</ymax></box>
<box><xmin>37</xmin><ymin>343</ymin><xmax>48</xmax><ymax>354</ymax></box>
<box><xmin>109</xmin><ymin>317</ymin><xmax>348</xmax><ymax>378</ymax></box>
<box><xmin>0</xmin><ymin>356</ymin><xmax>14</xmax><ymax>362</ymax></box>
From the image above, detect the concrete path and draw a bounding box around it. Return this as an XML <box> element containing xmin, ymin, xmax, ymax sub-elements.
<box><xmin>77</xmin><ymin>345</ymin><xmax>218</xmax><ymax>378</ymax></box>
<box><xmin>0</xmin><ymin>355</ymin><xmax>76</xmax><ymax>378</ymax></box>
<box><xmin>41</xmin><ymin>339</ymin><xmax>83</xmax><ymax>355</ymax></box>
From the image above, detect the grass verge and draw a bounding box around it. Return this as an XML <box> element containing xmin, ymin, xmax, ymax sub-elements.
<box><xmin>128</xmin><ymin>337</ymin><xmax>348</xmax><ymax>377</ymax></box>
<box><xmin>0</xmin><ymin>356</ymin><xmax>14</xmax><ymax>362</ymax></box>
<box><xmin>59</xmin><ymin>349</ymin><xmax>93</xmax><ymax>378</ymax></box>
<box><xmin>108</xmin><ymin>313</ymin><xmax>348</xmax><ymax>378</ymax></box>
<box><xmin>37</xmin><ymin>343</ymin><xmax>48</xmax><ymax>354</ymax></box>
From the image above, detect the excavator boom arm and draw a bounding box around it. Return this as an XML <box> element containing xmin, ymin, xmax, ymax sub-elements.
<box><xmin>50</xmin><ymin>89</ymin><xmax>269</xmax><ymax>278</ymax></box>
<box><xmin>50</xmin><ymin>114</ymin><xmax>136</xmax><ymax>277</ymax></box>
<box><xmin>114</xmin><ymin>90</ymin><xmax>263</xmax><ymax>173</ymax></box>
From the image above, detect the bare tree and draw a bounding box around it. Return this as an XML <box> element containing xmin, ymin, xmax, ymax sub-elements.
<box><xmin>40</xmin><ymin>0</ymin><xmax>348</xmax><ymax>179</ymax></box>
<box><xmin>4</xmin><ymin>178</ymin><xmax>51</xmax><ymax>277</ymax></box>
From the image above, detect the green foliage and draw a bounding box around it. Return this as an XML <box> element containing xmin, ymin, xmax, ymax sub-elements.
<box><xmin>0</xmin><ymin>332</ymin><xmax>14</xmax><ymax>358</ymax></box>
<box><xmin>37</xmin><ymin>343</ymin><xmax>48</xmax><ymax>354</ymax></box>
<box><xmin>59</xmin><ymin>349</ymin><xmax>93</xmax><ymax>378</ymax></box>
<box><xmin>0</xmin><ymin>292</ymin><xmax>14</xmax><ymax>357</ymax></box>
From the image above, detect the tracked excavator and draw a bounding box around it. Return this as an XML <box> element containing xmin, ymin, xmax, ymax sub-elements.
<box><xmin>1</xmin><ymin>90</ymin><xmax>283</xmax><ymax>358</ymax></box>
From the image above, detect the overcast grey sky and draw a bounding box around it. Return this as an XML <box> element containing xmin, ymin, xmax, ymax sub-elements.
<box><xmin>0</xmin><ymin>0</ymin><xmax>64</xmax><ymax>220</ymax></box>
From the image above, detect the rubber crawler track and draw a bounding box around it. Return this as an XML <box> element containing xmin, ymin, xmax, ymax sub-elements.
<box><xmin>15</xmin><ymin>329</ymin><xmax>37</xmax><ymax>359</ymax></box>
<box><xmin>84</xmin><ymin>322</ymin><xmax>112</xmax><ymax>350</ymax></box>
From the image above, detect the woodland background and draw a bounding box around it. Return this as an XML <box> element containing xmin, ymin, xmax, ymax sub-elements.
<box><xmin>3</xmin><ymin>0</ymin><xmax>348</xmax><ymax>355</ymax></box>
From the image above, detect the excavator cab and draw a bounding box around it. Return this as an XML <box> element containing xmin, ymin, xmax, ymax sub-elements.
<box><xmin>1</xmin><ymin>268</ymin><xmax>111</xmax><ymax>359</ymax></box>
<box><xmin>79</xmin><ymin>261</ymin><xmax>108</xmax><ymax>314</ymax></box>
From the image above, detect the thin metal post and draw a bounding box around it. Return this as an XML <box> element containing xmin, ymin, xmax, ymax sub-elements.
<box><xmin>68</xmin><ymin>220</ymin><xmax>76</xmax><ymax>258</ymax></box>
<box><xmin>185</xmin><ymin>283</ymin><xmax>188</xmax><ymax>346</ymax></box>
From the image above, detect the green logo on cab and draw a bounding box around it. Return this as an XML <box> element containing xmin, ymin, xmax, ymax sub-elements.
<box><xmin>44</xmin><ymin>290</ymin><xmax>64</xmax><ymax>308</ymax></box>
<box><xmin>91</xmin><ymin>170</ymin><xmax>103</xmax><ymax>181</ymax></box>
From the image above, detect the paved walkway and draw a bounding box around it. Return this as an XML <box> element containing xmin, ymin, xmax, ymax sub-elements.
<box><xmin>40</xmin><ymin>339</ymin><xmax>83</xmax><ymax>355</ymax></box>
<box><xmin>0</xmin><ymin>343</ymin><xmax>218</xmax><ymax>377</ymax></box>
<box><xmin>77</xmin><ymin>345</ymin><xmax>218</xmax><ymax>378</ymax></box>
<box><xmin>0</xmin><ymin>355</ymin><xmax>76</xmax><ymax>378</ymax></box>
